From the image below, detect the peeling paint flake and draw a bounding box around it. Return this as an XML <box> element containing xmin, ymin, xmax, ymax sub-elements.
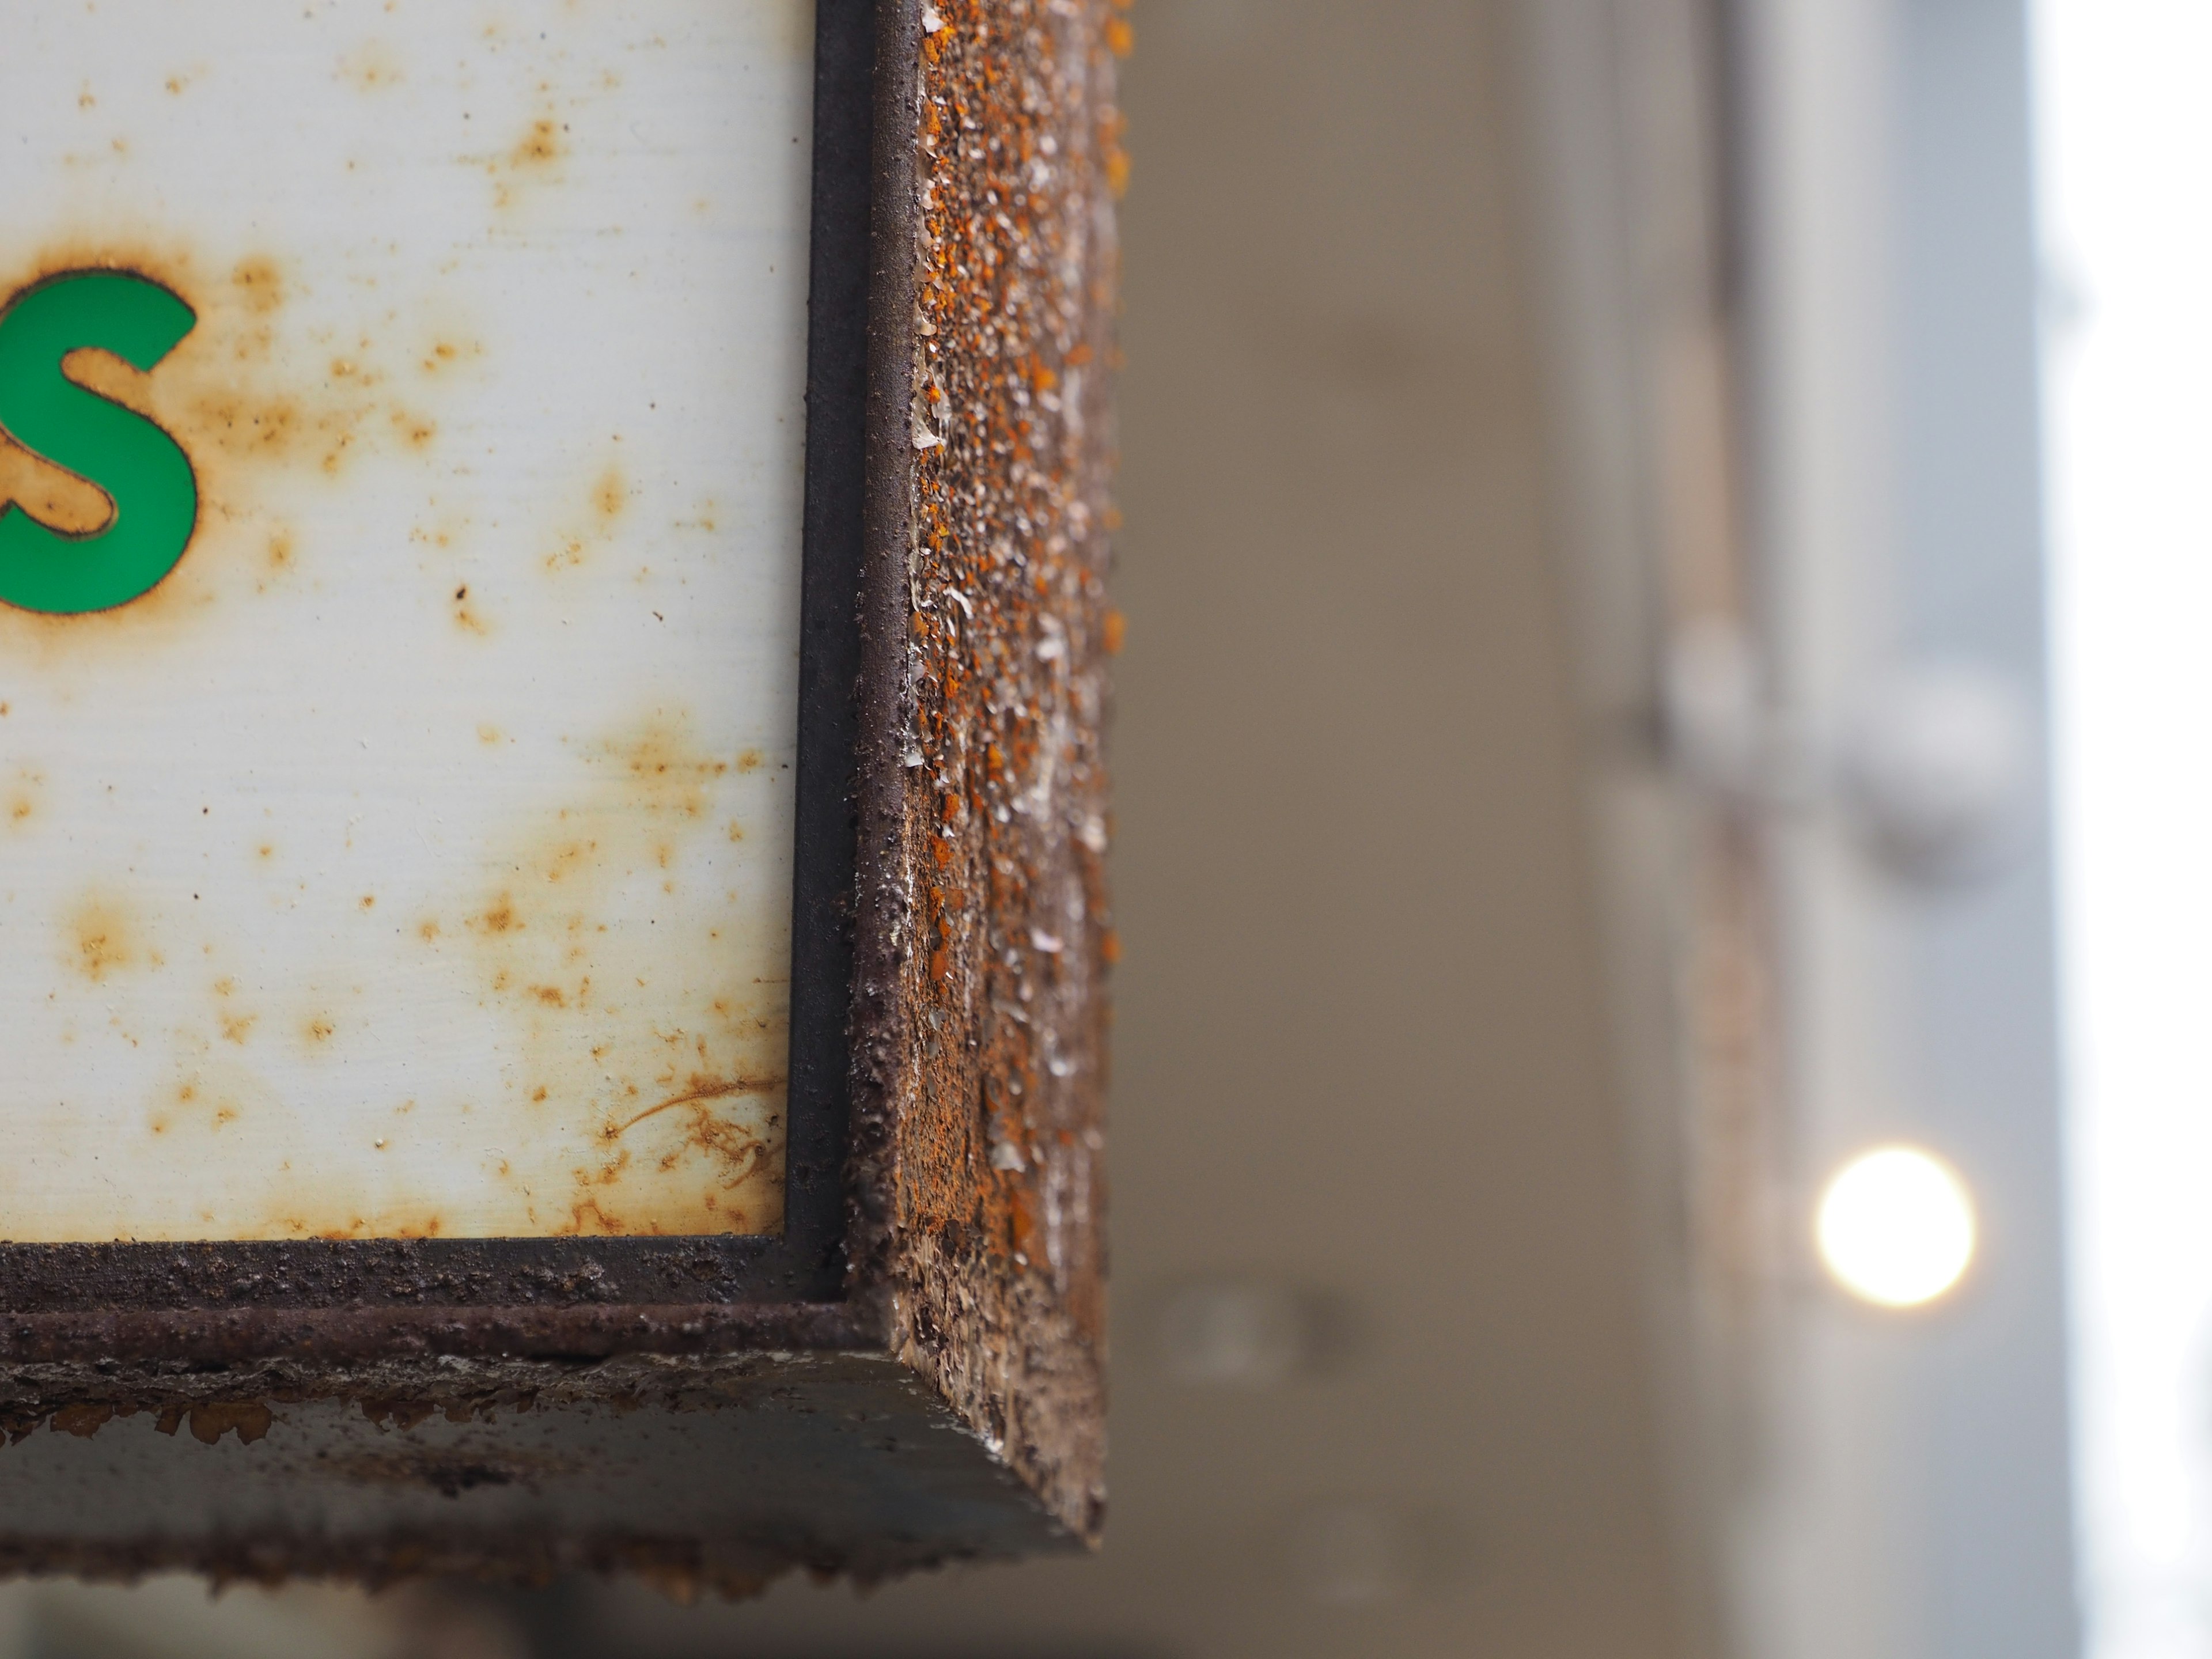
<box><xmin>0</xmin><ymin>0</ymin><xmax>814</xmax><ymax>1241</ymax></box>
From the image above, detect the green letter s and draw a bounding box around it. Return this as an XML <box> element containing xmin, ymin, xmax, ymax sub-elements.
<box><xmin>0</xmin><ymin>271</ymin><xmax>198</xmax><ymax>615</ymax></box>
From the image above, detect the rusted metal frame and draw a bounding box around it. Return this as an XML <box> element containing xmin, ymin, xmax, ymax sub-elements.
<box><xmin>0</xmin><ymin>0</ymin><xmax>891</xmax><ymax>1336</ymax></box>
<box><xmin>0</xmin><ymin>0</ymin><xmax>1103</xmax><ymax>1585</ymax></box>
<box><xmin>841</xmin><ymin>0</ymin><xmax>1117</xmax><ymax>1540</ymax></box>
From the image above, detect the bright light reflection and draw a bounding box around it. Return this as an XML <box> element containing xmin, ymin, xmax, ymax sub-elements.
<box><xmin>2038</xmin><ymin>4</ymin><xmax>2212</xmax><ymax>1654</ymax></box>
<box><xmin>1815</xmin><ymin>1146</ymin><xmax>1976</xmax><ymax>1309</ymax></box>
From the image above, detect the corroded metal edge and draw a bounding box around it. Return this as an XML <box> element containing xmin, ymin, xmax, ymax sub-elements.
<box><xmin>0</xmin><ymin>1352</ymin><xmax>1080</xmax><ymax>1590</ymax></box>
<box><xmin>0</xmin><ymin>0</ymin><xmax>1116</xmax><ymax>1579</ymax></box>
<box><xmin>0</xmin><ymin>1302</ymin><xmax>866</xmax><ymax>1366</ymax></box>
<box><xmin>0</xmin><ymin>1238</ymin><xmax>804</xmax><ymax>1314</ymax></box>
<box><xmin>842</xmin><ymin>0</ymin><xmax>1119</xmax><ymax>1542</ymax></box>
<box><xmin>843</xmin><ymin>0</ymin><xmax>926</xmax><ymax>1337</ymax></box>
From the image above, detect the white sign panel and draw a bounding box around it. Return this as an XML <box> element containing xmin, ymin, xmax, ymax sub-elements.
<box><xmin>0</xmin><ymin>1</ymin><xmax>813</xmax><ymax>1240</ymax></box>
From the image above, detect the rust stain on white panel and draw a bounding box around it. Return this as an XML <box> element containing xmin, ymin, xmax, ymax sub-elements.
<box><xmin>0</xmin><ymin>1</ymin><xmax>813</xmax><ymax>1239</ymax></box>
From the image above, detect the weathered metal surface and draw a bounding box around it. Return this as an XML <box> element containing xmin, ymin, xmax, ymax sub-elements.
<box><xmin>0</xmin><ymin>1349</ymin><xmax>1062</xmax><ymax>1592</ymax></box>
<box><xmin>0</xmin><ymin>1</ymin><xmax>812</xmax><ymax>1241</ymax></box>
<box><xmin>0</xmin><ymin>0</ymin><xmax>1115</xmax><ymax>1585</ymax></box>
<box><xmin>847</xmin><ymin>0</ymin><xmax>1120</xmax><ymax>1539</ymax></box>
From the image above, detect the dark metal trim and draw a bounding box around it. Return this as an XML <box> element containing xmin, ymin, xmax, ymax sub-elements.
<box><xmin>0</xmin><ymin>1301</ymin><xmax>868</xmax><ymax>1366</ymax></box>
<box><xmin>782</xmin><ymin>0</ymin><xmax>885</xmax><ymax>1303</ymax></box>
<box><xmin>840</xmin><ymin>0</ymin><xmax>923</xmax><ymax>1316</ymax></box>
<box><xmin>0</xmin><ymin>0</ymin><xmax>881</xmax><ymax>1317</ymax></box>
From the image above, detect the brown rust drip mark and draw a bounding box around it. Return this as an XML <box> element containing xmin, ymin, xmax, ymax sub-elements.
<box><xmin>49</xmin><ymin>1403</ymin><xmax>112</xmax><ymax>1439</ymax></box>
<box><xmin>605</xmin><ymin>1074</ymin><xmax>782</xmax><ymax>1140</ymax></box>
<box><xmin>566</xmin><ymin>1196</ymin><xmax>626</xmax><ymax>1235</ymax></box>
<box><xmin>152</xmin><ymin>1401</ymin><xmax>272</xmax><ymax>1445</ymax></box>
<box><xmin>452</xmin><ymin>583</ymin><xmax>489</xmax><ymax>635</ymax></box>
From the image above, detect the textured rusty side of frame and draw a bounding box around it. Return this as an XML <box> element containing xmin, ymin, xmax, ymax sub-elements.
<box><xmin>845</xmin><ymin>0</ymin><xmax>1122</xmax><ymax>1542</ymax></box>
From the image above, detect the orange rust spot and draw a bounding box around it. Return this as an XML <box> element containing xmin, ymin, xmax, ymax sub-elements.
<box><xmin>391</xmin><ymin>410</ymin><xmax>436</xmax><ymax>449</ymax></box>
<box><xmin>453</xmin><ymin>584</ymin><xmax>489</xmax><ymax>634</ymax></box>
<box><xmin>66</xmin><ymin>896</ymin><xmax>137</xmax><ymax>983</ymax></box>
<box><xmin>566</xmin><ymin>1196</ymin><xmax>626</xmax><ymax>1235</ymax></box>
<box><xmin>338</xmin><ymin>40</ymin><xmax>404</xmax><ymax>92</ymax></box>
<box><xmin>603</xmin><ymin>715</ymin><xmax>731</xmax><ymax>818</ymax></box>
<box><xmin>220</xmin><ymin>1013</ymin><xmax>257</xmax><ymax>1044</ymax></box>
<box><xmin>471</xmin><ymin>896</ymin><xmax>520</xmax><ymax>935</ymax></box>
<box><xmin>419</xmin><ymin>338</ymin><xmax>480</xmax><ymax>376</ymax></box>
<box><xmin>230</xmin><ymin>256</ymin><xmax>282</xmax><ymax>315</ymax></box>
<box><xmin>593</xmin><ymin>464</ymin><xmax>626</xmax><ymax>521</ymax></box>
<box><xmin>359</xmin><ymin>894</ymin><xmax>376</xmax><ymax>910</ymax></box>
<box><xmin>531</xmin><ymin>985</ymin><xmax>567</xmax><ymax>1007</ymax></box>
<box><xmin>1103</xmin><ymin>608</ymin><xmax>1126</xmax><ymax>654</ymax></box>
<box><xmin>305</xmin><ymin>1017</ymin><xmax>334</xmax><ymax>1043</ymax></box>
<box><xmin>512</xmin><ymin>118</ymin><xmax>565</xmax><ymax>167</ymax></box>
<box><xmin>417</xmin><ymin>919</ymin><xmax>442</xmax><ymax>942</ymax></box>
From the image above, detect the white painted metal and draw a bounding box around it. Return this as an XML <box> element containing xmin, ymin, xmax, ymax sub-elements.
<box><xmin>0</xmin><ymin>0</ymin><xmax>814</xmax><ymax>1240</ymax></box>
